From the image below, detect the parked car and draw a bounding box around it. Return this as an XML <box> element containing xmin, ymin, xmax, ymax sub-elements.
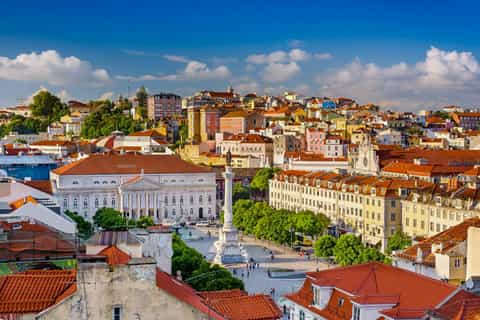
<box><xmin>196</xmin><ymin>221</ymin><xmax>210</xmax><ymax>227</ymax></box>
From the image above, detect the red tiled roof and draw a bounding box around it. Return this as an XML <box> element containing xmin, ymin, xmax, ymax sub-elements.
<box><xmin>155</xmin><ymin>270</ymin><xmax>226</xmax><ymax>320</ymax></box>
<box><xmin>128</xmin><ymin>129</ymin><xmax>164</xmax><ymax>137</ymax></box>
<box><xmin>395</xmin><ymin>217</ymin><xmax>480</xmax><ymax>267</ymax></box>
<box><xmin>30</xmin><ymin>140</ymin><xmax>75</xmax><ymax>147</ymax></box>
<box><xmin>0</xmin><ymin>270</ymin><xmax>76</xmax><ymax>314</ymax></box>
<box><xmin>382</xmin><ymin>162</ymin><xmax>470</xmax><ymax>177</ymax></box>
<box><xmin>98</xmin><ymin>245</ymin><xmax>131</xmax><ymax>266</ymax></box>
<box><xmin>206</xmin><ymin>293</ymin><xmax>282</xmax><ymax>320</ymax></box>
<box><xmin>224</xmin><ymin>133</ymin><xmax>273</xmax><ymax>144</ymax></box>
<box><xmin>285</xmin><ymin>262</ymin><xmax>458</xmax><ymax>320</ymax></box>
<box><xmin>430</xmin><ymin>290</ymin><xmax>480</xmax><ymax>320</ymax></box>
<box><xmin>52</xmin><ymin>154</ymin><xmax>211</xmax><ymax>175</ymax></box>
<box><xmin>21</xmin><ymin>180</ymin><xmax>53</xmax><ymax>195</ymax></box>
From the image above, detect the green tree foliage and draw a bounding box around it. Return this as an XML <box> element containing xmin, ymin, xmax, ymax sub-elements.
<box><xmin>93</xmin><ymin>208</ymin><xmax>130</xmax><ymax>230</ymax></box>
<box><xmin>250</xmin><ymin>167</ymin><xmax>280</xmax><ymax>192</ymax></box>
<box><xmin>136</xmin><ymin>216</ymin><xmax>155</xmax><ymax>228</ymax></box>
<box><xmin>81</xmin><ymin>101</ymin><xmax>142</xmax><ymax>138</ymax></box>
<box><xmin>30</xmin><ymin>91</ymin><xmax>68</xmax><ymax>122</ymax></box>
<box><xmin>333</xmin><ymin>234</ymin><xmax>365</xmax><ymax>266</ymax></box>
<box><xmin>357</xmin><ymin>247</ymin><xmax>386</xmax><ymax>264</ymax></box>
<box><xmin>233</xmin><ymin>183</ymin><xmax>250</xmax><ymax>203</ymax></box>
<box><xmin>314</xmin><ymin>235</ymin><xmax>337</xmax><ymax>257</ymax></box>
<box><xmin>64</xmin><ymin>210</ymin><xmax>93</xmax><ymax>240</ymax></box>
<box><xmin>386</xmin><ymin>231</ymin><xmax>412</xmax><ymax>254</ymax></box>
<box><xmin>333</xmin><ymin>234</ymin><xmax>388</xmax><ymax>266</ymax></box>
<box><xmin>172</xmin><ymin>234</ymin><xmax>243</xmax><ymax>291</ymax></box>
<box><xmin>433</xmin><ymin>110</ymin><xmax>451</xmax><ymax>120</ymax></box>
<box><xmin>232</xmin><ymin>201</ymin><xmax>329</xmax><ymax>245</ymax></box>
<box><xmin>0</xmin><ymin>115</ymin><xmax>48</xmax><ymax>137</ymax></box>
<box><xmin>135</xmin><ymin>86</ymin><xmax>148</xmax><ymax>119</ymax></box>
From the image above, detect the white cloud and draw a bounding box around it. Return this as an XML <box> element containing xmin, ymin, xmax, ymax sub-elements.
<box><xmin>0</xmin><ymin>50</ymin><xmax>110</xmax><ymax>86</ymax></box>
<box><xmin>164</xmin><ymin>55</ymin><xmax>191</xmax><ymax>63</ymax></box>
<box><xmin>57</xmin><ymin>89</ymin><xmax>73</xmax><ymax>102</ymax></box>
<box><xmin>99</xmin><ymin>91</ymin><xmax>114</xmax><ymax>101</ymax></box>
<box><xmin>115</xmin><ymin>60</ymin><xmax>231</xmax><ymax>81</ymax></box>
<box><xmin>246</xmin><ymin>50</ymin><xmax>289</xmax><ymax>65</ymax></box>
<box><xmin>289</xmin><ymin>49</ymin><xmax>309</xmax><ymax>62</ymax></box>
<box><xmin>316</xmin><ymin>46</ymin><xmax>480</xmax><ymax>110</ymax></box>
<box><xmin>263</xmin><ymin>62</ymin><xmax>300</xmax><ymax>83</ymax></box>
<box><xmin>235</xmin><ymin>82</ymin><xmax>259</xmax><ymax>93</ymax></box>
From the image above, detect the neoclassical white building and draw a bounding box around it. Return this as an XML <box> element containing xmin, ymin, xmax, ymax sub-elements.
<box><xmin>50</xmin><ymin>153</ymin><xmax>216</xmax><ymax>222</ymax></box>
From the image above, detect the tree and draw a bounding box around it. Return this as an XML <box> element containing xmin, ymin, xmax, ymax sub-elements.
<box><xmin>93</xmin><ymin>208</ymin><xmax>130</xmax><ymax>230</ymax></box>
<box><xmin>314</xmin><ymin>235</ymin><xmax>337</xmax><ymax>258</ymax></box>
<box><xmin>136</xmin><ymin>216</ymin><xmax>155</xmax><ymax>228</ymax></box>
<box><xmin>386</xmin><ymin>231</ymin><xmax>412</xmax><ymax>254</ymax></box>
<box><xmin>250</xmin><ymin>167</ymin><xmax>280</xmax><ymax>192</ymax></box>
<box><xmin>233</xmin><ymin>183</ymin><xmax>250</xmax><ymax>203</ymax></box>
<box><xmin>358</xmin><ymin>247</ymin><xmax>386</xmax><ymax>263</ymax></box>
<box><xmin>30</xmin><ymin>91</ymin><xmax>68</xmax><ymax>122</ymax></box>
<box><xmin>333</xmin><ymin>234</ymin><xmax>364</xmax><ymax>266</ymax></box>
<box><xmin>294</xmin><ymin>210</ymin><xmax>330</xmax><ymax>238</ymax></box>
<box><xmin>64</xmin><ymin>210</ymin><xmax>93</xmax><ymax>240</ymax></box>
<box><xmin>172</xmin><ymin>234</ymin><xmax>243</xmax><ymax>291</ymax></box>
<box><xmin>135</xmin><ymin>86</ymin><xmax>148</xmax><ymax>119</ymax></box>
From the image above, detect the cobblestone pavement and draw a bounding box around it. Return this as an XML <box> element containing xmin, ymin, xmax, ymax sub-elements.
<box><xmin>184</xmin><ymin>226</ymin><xmax>331</xmax><ymax>306</ymax></box>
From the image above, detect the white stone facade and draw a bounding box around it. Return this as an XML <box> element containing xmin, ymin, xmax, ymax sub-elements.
<box><xmin>51</xmin><ymin>171</ymin><xmax>216</xmax><ymax>223</ymax></box>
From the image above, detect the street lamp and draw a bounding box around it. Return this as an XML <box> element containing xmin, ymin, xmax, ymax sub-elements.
<box><xmin>290</xmin><ymin>226</ymin><xmax>295</xmax><ymax>248</ymax></box>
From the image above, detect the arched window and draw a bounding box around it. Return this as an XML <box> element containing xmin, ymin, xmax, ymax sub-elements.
<box><xmin>73</xmin><ymin>198</ymin><xmax>78</xmax><ymax>209</ymax></box>
<box><xmin>83</xmin><ymin>197</ymin><xmax>89</xmax><ymax>209</ymax></box>
<box><xmin>94</xmin><ymin>198</ymin><xmax>99</xmax><ymax>208</ymax></box>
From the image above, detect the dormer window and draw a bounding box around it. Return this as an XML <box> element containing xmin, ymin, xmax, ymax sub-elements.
<box><xmin>371</xmin><ymin>188</ymin><xmax>376</xmax><ymax>196</ymax></box>
<box><xmin>94</xmin><ymin>181</ymin><xmax>99</xmax><ymax>185</ymax></box>
<box><xmin>72</xmin><ymin>181</ymin><xmax>79</xmax><ymax>185</ymax></box>
<box><xmin>338</xmin><ymin>298</ymin><xmax>344</xmax><ymax>307</ymax></box>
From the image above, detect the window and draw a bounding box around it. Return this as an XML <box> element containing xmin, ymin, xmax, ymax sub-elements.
<box><xmin>73</xmin><ymin>198</ymin><xmax>78</xmax><ymax>209</ymax></box>
<box><xmin>63</xmin><ymin>198</ymin><xmax>68</xmax><ymax>208</ymax></box>
<box><xmin>94</xmin><ymin>181</ymin><xmax>99</xmax><ymax>185</ymax></box>
<box><xmin>83</xmin><ymin>198</ymin><xmax>89</xmax><ymax>209</ymax></box>
<box><xmin>103</xmin><ymin>198</ymin><xmax>107</xmax><ymax>207</ymax></box>
<box><xmin>112</xmin><ymin>305</ymin><xmax>122</xmax><ymax>320</ymax></box>
<box><xmin>103</xmin><ymin>181</ymin><xmax>108</xmax><ymax>184</ymax></box>
<box><xmin>299</xmin><ymin>310</ymin><xmax>305</xmax><ymax>320</ymax></box>
<box><xmin>111</xmin><ymin>198</ymin><xmax>116</xmax><ymax>207</ymax></box>
<box><xmin>391</xmin><ymin>213</ymin><xmax>396</xmax><ymax>221</ymax></box>
<box><xmin>172</xmin><ymin>196</ymin><xmax>176</xmax><ymax>205</ymax></box>
<box><xmin>72</xmin><ymin>181</ymin><xmax>79</xmax><ymax>185</ymax></box>
<box><xmin>338</xmin><ymin>298</ymin><xmax>344</xmax><ymax>307</ymax></box>
<box><xmin>190</xmin><ymin>208</ymin><xmax>193</xmax><ymax>215</ymax></box>
<box><xmin>208</xmin><ymin>195</ymin><xmax>212</xmax><ymax>203</ymax></box>
<box><xmin>95</xmin><ymin>198</ymin><xmax>99</xmax><ymax>208</ymax></box>
<box><xmin>172</xmin><ymin>208</ymin><xmax>176</xmax><ymax>216</ymax></box>
<box><xmin>164</xmin><ymin>209</ymin><xmax>168</xmax><ymax>218</ymax></box>
<box><xmin>164</xmin><ymin>196</ymin><xmax>168</xmax><ymax>205</ymax></box>
<box><xmin>180</xmin><ymin>196</ymin><xmax>184</xmax><ymax>204</ymax></box>
<box><xmin>199</xmin><ymin>195</ymin><xmax>203</xmax><ymax>203</ymax></box>
<box><xmin>353</xmin><ymin>305</ymin><xmax>361</xmax><ymax>320</ymax></box>
<box><xmin>454</xmin><ymin>258</ymin><xmax>461</xmax><ymax>268</ymax></box>
<box><xmin>111</xmin><ymin>180</ymin><xmax>116</xmax><ymax>184</ymax></box>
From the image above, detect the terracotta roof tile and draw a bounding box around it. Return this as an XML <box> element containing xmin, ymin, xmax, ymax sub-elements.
<box><xmin>52</xmin><ymin>154</ymin><xmax>211</xmax><ymax>175</ymax></box>
<box><xmin>206</xmin><ymin>293</ymin><xmax>282</xmax><ymax>320</ymax></box>
<box><xmin>0</xmin><ymin>270</ymin><xmax>76</xmax><ymax>314</ymax></box>
<box><xmin>98</xmin><ymin>245</ymin><xmax>131</xmax><ymax>266</ymax></box>
<box><xmin>21</xmin><ymin>180</ymin><xmax>53</xmax><ymax>195</ymax></box>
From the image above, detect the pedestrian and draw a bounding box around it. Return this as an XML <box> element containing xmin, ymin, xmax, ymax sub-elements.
<box><xmin>247</xmin><ymin>271</ymin><xmax>250</xmax><ymax>278</ymax></box>
<box><xmin>272</xmin><ymin>288</ymin><xmax>276</xmax><ymax>297</ymax></box>
<box><xmin>241</xmin><ymin>272</ymin><xmax>244</xmax><ymax>278</ymax></box>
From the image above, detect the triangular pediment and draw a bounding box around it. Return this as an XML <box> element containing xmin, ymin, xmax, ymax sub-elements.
<box><xmin>120</xmin><ymin>176</ymin><xmax>162</xmax><ymax>191</ymax></box>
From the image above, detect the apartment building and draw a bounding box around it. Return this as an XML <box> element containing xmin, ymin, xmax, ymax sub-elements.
<box><xmin>269</xmin><ymin>170</ymin><xmax>427</xmax><ymax>251</ymax></box>
<box><xmin>147</xmin><ymin>93</ymin><xmax>182</xmax><ymax>120</ymax></box>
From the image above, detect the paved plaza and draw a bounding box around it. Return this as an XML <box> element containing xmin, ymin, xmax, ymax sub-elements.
<box><xmin>183</xmin><ymin>226</ymin><xmax>330</xmax><ymax>305</ymax></box>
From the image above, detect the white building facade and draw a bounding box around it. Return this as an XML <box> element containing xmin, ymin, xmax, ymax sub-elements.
<box><xmin>50</xmin><ymin>154</ymin><xmax>217</xmax><ymax>222</ymax></box>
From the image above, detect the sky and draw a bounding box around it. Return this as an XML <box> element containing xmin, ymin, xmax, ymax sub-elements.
<box><xmin>0</xmin><ymin>0</ymin><xmax>479</xmax><ymax>111</ymax></box>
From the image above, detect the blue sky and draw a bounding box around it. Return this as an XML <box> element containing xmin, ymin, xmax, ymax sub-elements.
<box><xmin>0</xmin><ymin>0</ymin><xmax>479</xmax><ymax>111</ymax></box>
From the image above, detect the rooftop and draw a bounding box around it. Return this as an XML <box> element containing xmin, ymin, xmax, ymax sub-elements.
<box><xmin>52</xmin><ymin>154</ymin><xmax>212</xmax><ymax>175</ymax></box>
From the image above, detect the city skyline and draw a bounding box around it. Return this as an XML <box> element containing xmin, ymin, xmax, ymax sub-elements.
<box><xmin>0</xmin><ymin>0</ymin><xmax>480</xmax><ymax>110</ymax></box>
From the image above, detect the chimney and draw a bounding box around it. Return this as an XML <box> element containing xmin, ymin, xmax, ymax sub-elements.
<box><xmin>416</xmin><ymin>247</ymin><xmax>423</xmax><ymax>264</ymax></box>
<box><xmin>176</xmin><ymin>270</ymin><xmax>182</xmax><ymax>281</ymax></box>
<box><xmin>466</xmin><ymin>227</ymin><xmax>480</xmax><ymax>281</ymax></box>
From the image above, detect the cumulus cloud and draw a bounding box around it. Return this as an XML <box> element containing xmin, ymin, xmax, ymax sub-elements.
<box><xmin>246</xmin><ymin>48</ymin><xmax>332</xmax><ymax>83</ymax></box>
<box><xmin>57</xmin><ymin>89</ymin><xmax>73</xmax><ymax>102</ymax></box>
<box><xmin>316</xmin><ymin>46</ymin><xmax>480</xmax><ymax>111</ymax></box>
<box><xmin>234</xmin><ymin>82</ymin><xmax>259</xmax><ymax>93</ymax></box>
<box><xmin>0</xmin><ymin>50</ymin><xmax>110</xmax><ymax>86</ymax></box>
<box><xmin>116</xmin><ymin>60</ymin><xmax>230</xmax><ymax>81</ymax></box>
